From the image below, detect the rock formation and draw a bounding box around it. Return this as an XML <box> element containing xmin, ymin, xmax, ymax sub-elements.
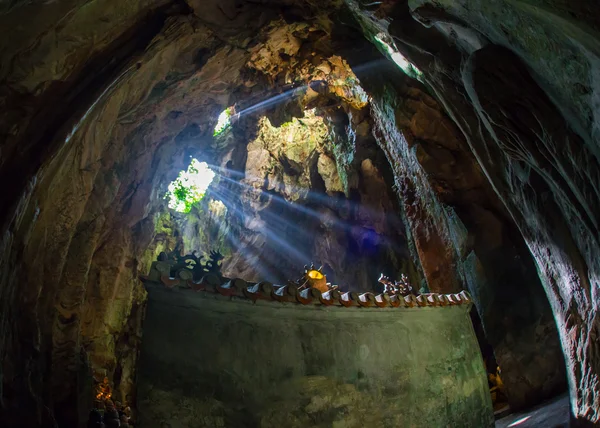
<box><xmin>0</xmin><ymin>0</ymin><xmax>598</xmax><ymax>426</ymax></box>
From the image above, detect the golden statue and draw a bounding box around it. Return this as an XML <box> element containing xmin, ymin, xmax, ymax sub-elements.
<box><xmin>296</xmin><ymin>264</ymin><xmax>338</xmax><ymax>294</ymax></box>
<box><xmin>95</xmin><ymin>376</ymin><xmax>112</xmax><ymax>401</ymax></box>
<box><xmin>487</xmin><ymin>364</ymin><xmax>507</xmax><ymax>408</ymax></box>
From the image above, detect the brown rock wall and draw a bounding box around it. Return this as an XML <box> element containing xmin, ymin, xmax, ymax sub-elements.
<box><xmin>359</xmin><ymin>53</ymin><xmax>567</xmax><ymax>411</ymax></box>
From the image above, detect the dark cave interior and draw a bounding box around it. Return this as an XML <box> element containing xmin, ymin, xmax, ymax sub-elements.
<box><xmin>0</xmin><ymin>0</ymin><xmax>599</xmax><ymax>427</ymax></box>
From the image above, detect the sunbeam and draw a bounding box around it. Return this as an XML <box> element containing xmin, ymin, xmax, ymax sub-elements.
<box><xmin>236</xmin><ymin>85</ymin><xmax>307</xmax><ymax>118</ymax></box>
<box><xmin>209</xmin><ymin>167</ymin><xmax>405</xmax><ymax>246</ymax></box>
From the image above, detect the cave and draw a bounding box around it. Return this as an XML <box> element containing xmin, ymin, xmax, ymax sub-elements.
<box><xmin>0</xmin><ymin>0</ymin><xmax>598</xmax><ymax>427</ymax></box>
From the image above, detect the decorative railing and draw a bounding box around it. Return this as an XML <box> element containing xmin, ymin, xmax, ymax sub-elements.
<box><xmin>140</xmin><ymin>259</ymin><xmax>472</xmax><ymax>309</ymax></box>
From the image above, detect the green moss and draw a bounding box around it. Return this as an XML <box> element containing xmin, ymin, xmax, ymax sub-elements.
<box><xmin>177</xmin><ymin>197</ymin><xmax>233</xmax><ymax>259</ymax></box>
<box><xmin>258</xmin><ymin>109</ymin><xmax>329</xmax><ymax>164</ymax></box>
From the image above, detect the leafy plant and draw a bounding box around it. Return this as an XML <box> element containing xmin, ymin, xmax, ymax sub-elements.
<box><xmin>165</xmin><ymin>159</ymin><xmax>215</xmax><ymax>213</ymax></box>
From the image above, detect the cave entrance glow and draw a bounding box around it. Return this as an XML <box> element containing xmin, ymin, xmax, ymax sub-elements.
<box><xmin>213</xmin><ymin>107</ymin><xmax>233</xmax><ymax>136</ymax></box>
<box><xmin>375</xmin><ymin>33</ymin><xmax>423</xmax><ymax>81</ymax></box>
<box><xmin>165</xmin><ymin>159</ymin><xmax>215</xmax><ymax>213</ymax></box>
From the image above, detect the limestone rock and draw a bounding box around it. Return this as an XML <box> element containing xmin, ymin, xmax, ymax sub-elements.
<box><xmin>317</xmin><ymin>153</ymin><xmax>344</xmax><ymax>194</ymax></box>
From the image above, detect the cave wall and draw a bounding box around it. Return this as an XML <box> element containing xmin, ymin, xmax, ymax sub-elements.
<box><xmin>353</xmin><ymin>60</ymin><xmax>567</xmax><ymax>410</ymax></box>
<box><xmin>0</xmin><ymin>4</ymin><xmax>281</xmax><ymax>425</ymax></box>
<box><xmin>200</xmin><ymin>111</ymin><xmax>413</xmax><ymax>290</ymax></box>
<box><xmin>137</xmin><ymin>282</ymin><xmax>493</xmax><ymax>428</ymax></box>
<box><xmin>345</xmin><ymin>0</ymin><xmax>599</xmax><ymax>422</ymax></box>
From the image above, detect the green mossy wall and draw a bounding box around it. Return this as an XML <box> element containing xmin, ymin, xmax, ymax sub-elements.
<box><xmin>137</xmin><ymin>283</ymin><xmax>494</xmax><ymax>427</ymax></box>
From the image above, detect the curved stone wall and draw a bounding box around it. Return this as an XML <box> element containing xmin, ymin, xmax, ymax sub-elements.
<box><xmin>137</xmin><ymin>282</ymin><xmax>493</xmax><ymax>427</ymax></box>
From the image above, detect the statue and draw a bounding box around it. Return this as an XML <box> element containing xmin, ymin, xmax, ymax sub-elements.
<box><xmin>95</xmin><ymin>376</ymin><xmax>112</xmax><ymax>401</ymax></box>
<box><xmin>174</xmin><ymin>251</ymin><xmax>205</xmax><ymax>280</ymax></box>
<box><xmin>378</xmin><ymin>273</ymin><xmax>418</xmax><ymax>297</ymax></box>
<box><xmin>295</xmin><ymin>264</ymin><xmax>339</xmax><ymax>294</ymax></box>
<box><xmin>155</xmin><ymin>248</ymin><xmax>224</xmax><ymax>282</ymax></box>
<box><xmin>204</xmin><ymin>250</ymin><xmax>224</xmax><ymax>276</ymax></box>
<box><xmin>487</xmin><ymin>364</ymin><xmax>507</xmax><ymax>407</ymax></box>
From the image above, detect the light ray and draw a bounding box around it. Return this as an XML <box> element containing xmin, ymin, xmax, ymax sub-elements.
<box><xmin>236</xmin><ymin>86</ymin><xmax>307</xmax><ymax>118</ymax></box>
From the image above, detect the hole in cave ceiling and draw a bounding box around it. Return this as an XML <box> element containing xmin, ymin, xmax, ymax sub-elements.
<box><xmin>374</xmin><ymin>32</ymin><xmax>423</xmax><ymax>81</ymax></box>
<box><xmin>213</xmin><ymin>106</ymin><xmax>234</xmax><ymax>136</ymax></box>
<box><xmin>165</xmin><ymin>159</ymin><xmax>216</xmax><ymax>213</ymax></box>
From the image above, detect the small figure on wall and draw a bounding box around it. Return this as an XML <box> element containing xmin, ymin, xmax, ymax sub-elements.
<box><xmin>378</xmin><ymin>273</ymin><xmax>419</xmax><ymax>297</ymax></box>
<box><xmin>95</xmin><ymin>376</ymin><xmax>112</xmax><ymax>401</ymax></box>
<box><xmin>153</xmin><ymin>248</ymin><xmax>225</xmax><ymax>283</ymax></box>
<box><xmin>487</xmin><ymin>363</ymin><xmax>508</xmax><ymax>410</ymax></box>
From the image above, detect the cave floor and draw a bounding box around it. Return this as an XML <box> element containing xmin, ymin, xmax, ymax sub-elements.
<box><xmin>495</xmin><ymin>393</ymin><xmax>570</xmax><ymax>428</ymax></box>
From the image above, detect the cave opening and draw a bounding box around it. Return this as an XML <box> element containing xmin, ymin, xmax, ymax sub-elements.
<box><xmin>213</xmin><ymin>107</ymin><xmax>234</xmax><ymax>136</ymax></box>
<box><xmin>165</xmin><ymin>158</ymin><xmax>216</xmax><ymax>213</ymax></box>
<box><xmin>3</xmin><ymin>1</ymin><xmax>598</xmax><ymax>427</ymax></box>
<box><xmin>156</xmin><ymin>96</ymin><xmax>415</xmax><ymax>290</ymax></box>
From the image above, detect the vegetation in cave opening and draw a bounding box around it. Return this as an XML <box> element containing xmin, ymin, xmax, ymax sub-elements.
<box><xmin>213</xmin><ymin>107</ymin><xmax>233</xmax><ymax>136</ymax></box>
<box><xmin>165</xmin><ymin>159</ymin><xmax>216</xmax><ymax>213</ymax></box>
<box><xmin>374</xmin><ymin>33</ymin><xmax>423</xmax><ymax>81</ymax></box>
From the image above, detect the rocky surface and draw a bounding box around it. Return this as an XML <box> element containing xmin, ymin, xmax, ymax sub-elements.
<box><xmin>0</xmin><ymin>0</ymin><xmax>598</xmax><ymax>426</ymax></box>
<box><xmin>346</xmin><ymin>0</ymin><xmax>598</xmax><ymax>422</ymax></box>
<box><xmin>358</xmin><ymin>61</ymin><xmax>567</xmax><ymax>412</ymax></box>
<box><xmin>213</xmin><ymin>108</ymin><xmax>412</xmax><ymax>287</ymax></box>
<box><xmin>496</xmin><ymin>393</ymin><xmax>570</xmax><ymax>428</ymax></box>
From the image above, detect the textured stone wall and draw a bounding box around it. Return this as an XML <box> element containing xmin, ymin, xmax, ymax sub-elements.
<box><xmin>359</xmin><ymin>64</ymin><xmax>567</xmax><ymax>411</ymax></box>
<box><xmin>0</xmin><ymin>6</ymin><xmax>368</xmax><ymax>425</ymax></box>
<box><xmin>343</xmin><ymin>0</ymin><xmax>598</xmax><ymax>422</ymax></box>
<box><xmin>346</xmin><ymin>0</ymin><xmax>570</xmax><ymax>413</ymax></box>
<box><xmin>137</xmin><ymin>283</ymin><xmax>494</xmax><ymax>427</ymax></box>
